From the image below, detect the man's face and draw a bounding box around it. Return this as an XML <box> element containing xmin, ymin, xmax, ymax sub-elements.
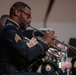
<box><xmin>18</xmin><ymin>7</ymin><xmax>31</xmax><ymax>30</ymax></box>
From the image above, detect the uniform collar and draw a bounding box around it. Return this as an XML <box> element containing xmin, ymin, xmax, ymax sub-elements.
<box><xmin>7</xmin><ymin>18</ymin><xmax>20</xmax><ymax>27</ymax></box>
<box><xmin>5</xmin><ymin>19</ymin><xmax>21</xmax><ymax>30</ymax></box>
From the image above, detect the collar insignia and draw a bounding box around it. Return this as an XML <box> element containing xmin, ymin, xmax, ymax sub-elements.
<box><xmin>14</xmin><ymin>34</ymin><xmax>22</xmax><ymax>42</ymax></box>
<box><xmin>45</xmin><ymin>64</ymin><xmax>51</xmax><ymax>71</ymax></box>
<box><xmin>74</xmin><ymin>61</ymin><xmax>76</xmax><ymax>68</ymax></box>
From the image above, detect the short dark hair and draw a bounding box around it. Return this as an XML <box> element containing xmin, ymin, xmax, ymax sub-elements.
<box><xmin>10</xmin><ymin>1</ymin><xmax>31</xmax><ymax>17</ymax></box>
<box><xmin>0</xmin><ymin>14</ymin><xmax>9</xmax><ymax>28</ymax></box>
<box><xmin>0</xmin><ymin>15</ymin><xmax>9</xmax><ymax>19</ymax></box>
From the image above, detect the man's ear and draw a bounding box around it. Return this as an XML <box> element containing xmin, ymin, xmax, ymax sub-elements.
<box><xmin>14</xmin><ymin>9</ymin><xmax>20</xmax><ymax>16</ymax></box>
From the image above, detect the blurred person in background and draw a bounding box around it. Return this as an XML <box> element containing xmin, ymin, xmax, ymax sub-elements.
<box><xmin>71</xmin><ymin>56</ymin><xmax>76</xmax><ymax>75</ymax></box>
<box><xmin>0</xmin><ymin>14</ymin><xmax>9</xmax><ymax>29</ymax></box>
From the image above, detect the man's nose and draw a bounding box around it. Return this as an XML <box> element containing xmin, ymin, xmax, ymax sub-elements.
<box><xmin>29</xmin><ymin>18</ymin><xmax>32</xmax><ymax>23</ymax></box>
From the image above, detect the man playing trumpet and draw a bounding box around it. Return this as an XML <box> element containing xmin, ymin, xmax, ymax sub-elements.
<box><xmin>0</xmin><ymin>1</ymin><xmax>72</xmax><ymax>75</ymax></box>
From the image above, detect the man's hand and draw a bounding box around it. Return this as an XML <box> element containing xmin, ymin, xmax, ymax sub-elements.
<box><xmin>27</xmin><ymin>37</ymin><xmax>38</xmax><ymax>48</ymax></box>
<box><xmin>42</xmin><ymin>29</ymin><xmax>57</xmax><ymax>45</ymax></box>
<box><xmin>61</xmin><ymin>61</ymin><xmax>72</xmax><ymax>71</ymax></box>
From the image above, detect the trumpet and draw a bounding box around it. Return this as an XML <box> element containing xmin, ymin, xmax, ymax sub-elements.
<box><xmin>27</xmin><ymin>24</ymin><xmax>76</xmax><ymax>63</ymax></box>
<box><xmin>28</xmin><ymin>24</ymin><xmax>76</xmax><ymax>51</ymax></box>
<box><xmin>26</xmin><ymin>25</ymin><xmax>76</xmax><ymax>72</ymax></box>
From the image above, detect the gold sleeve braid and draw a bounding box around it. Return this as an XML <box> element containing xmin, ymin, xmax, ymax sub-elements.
<box><xmin>38</xmin><ymin>43</ymin><xmax>44</xmax><ymax>54</ymax></box>
<box><xmin>56</xmin><ymin>71</ymin><xmax>59</xmax><ymax>75</ymax></box>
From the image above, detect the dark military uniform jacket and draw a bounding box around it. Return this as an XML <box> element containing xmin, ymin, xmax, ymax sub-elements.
<box><xmin>71</xmin><ymin>56</ymin><xmax>76</xmax><ymax>75</ymax></box>
<box><xmin>0</xmin><ymin>19</ymin><xmax>64</xmax><ymax>75</ymax></box>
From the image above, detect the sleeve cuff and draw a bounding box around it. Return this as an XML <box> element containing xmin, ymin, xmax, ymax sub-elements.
<box><xmin>38</xmin><ymin>41</ymin><xmax>48</xmax><ymax>54</ymax></box>
<box><xmin>55</xmin><ymin>68</ymin><xmax>64</xmax><ymax>75</ymax></box>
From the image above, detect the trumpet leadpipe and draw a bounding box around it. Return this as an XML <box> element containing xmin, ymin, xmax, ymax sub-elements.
<box><xmin>28</xmin><ymin>24</ymin><xmax>45</xmax><ymax>35</ymax></box>
<box><xmin>28</xmin><ymin>24</ymin><xmax>76</xmax><ymax>51</ymax></box>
